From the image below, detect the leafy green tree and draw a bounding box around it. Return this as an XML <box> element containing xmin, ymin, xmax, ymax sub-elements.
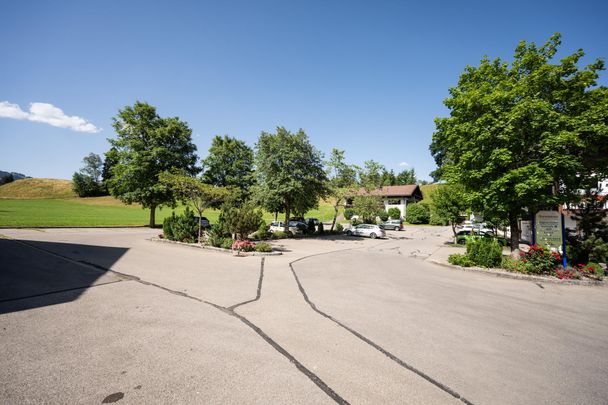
<box><xmin>387</xmin><ymin>207</ymin><xmax>401</xmax><ymax>219</ymax></box>
<box><xmin>325</xmin><ymin>148</ymin><xmax>358</xmax><ymax>230</ymax></box>
<box><xmin>353</xmin><ymin>195</ymin><xmax>382</xmax><ymax>223</ymax></box>
<box><xmin>396</xmin><ymin>168</ymin><xmax>416</xmax><ymax>185</ymax></box>
<box><xmin>108</xmin><ymin>101</ymin><xmax>199</xmax><ymax>227</ymax></box>
<box><xmin>159</xmin><ymin>172</ymin><xmax>231</xmax><ymax>243</ymax></box>
<box><xmin>406</xmin><ymin>202</ymin><xmax>430</xmax><ymax>224</ymax></box>
<box><xmin>359</xmin><ymin>160</ymin><xmax>385</xmax><ymax>189</ymax></box>
<box><xmin>201</xmin><ymin>135</ymin><xmax>255</xmax><ymax>198</ymax></box>
<box><xmin>430</xmin><ymin>33</ymin><xmax>607</xmax><ymax>250</ymax></box>
<box><xmin>431</xmin><ymin>184</ymin><xmax>469</xmax><ymax>235</ymax></box>
<box><xmin>255</xmin><ymin>127</ymin><xmax>328</xmax><ymax>232</ymax></box>
<box><xmin>72</xmin><ymin>153</ymin><xmax>105</xmax><ymax>197</ymax></box>
<box><xmin>102</xmin><ymin>147</ymin><xmax>119</xmax><ymax>192</ymax></box>
<box><xmin>381</xmin><ymin>169</ymin><xmax>396</xmax><ymax>186</ymax></box>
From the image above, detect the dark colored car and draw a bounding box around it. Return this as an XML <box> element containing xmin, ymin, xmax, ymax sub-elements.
<box><xmin>194</xmin><ymin>216</ymin><xmax>210</xmax><ymax>228</ymax></box>
<box><xmin>380</xmin><ymin>219</ymin><xmax>402</xmax><ymax>231</ymax></box>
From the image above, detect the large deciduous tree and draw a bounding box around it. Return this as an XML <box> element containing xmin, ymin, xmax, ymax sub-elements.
<box><xmin>72</xmin><ymin>153</ymin><xmax>105</xmax><ymax>197</ymax></box>
<box><xmin>201</xmin><ymin>135</ymin><xmax>255</xmax><ymax>198</ymax></box>
<box><xmin>108</xmin><ymin>101</ymin><xmax>199</xmax><ymax>227</ymax></box>
<box><xmin>255</xmin><ymin>127</ymin><xmax>328</xmax><ymax>232</ymax></box>
<box><xmin>430</xmin><ymin>33</ymin><xmax>607</xmax><ymax>250</ymax></box>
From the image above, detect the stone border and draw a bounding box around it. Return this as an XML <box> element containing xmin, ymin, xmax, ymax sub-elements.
<box><xmin>427</xmin><ymin>259</ymin><xmax>606</xmax><ymax>287</ymax></box>
<box><xmin>149</xmin><ymin>237</ymin><xmax>282</xmax><ymax>256</ymax></box>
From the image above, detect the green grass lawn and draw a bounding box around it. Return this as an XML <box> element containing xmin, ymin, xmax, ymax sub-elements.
<box><xmin>0</xmin><ymin>198</ymin><xmax>341</xmax><ymax>227</ymax></box>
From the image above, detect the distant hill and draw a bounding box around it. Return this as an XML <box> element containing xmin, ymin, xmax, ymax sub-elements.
<box><xmin>0</xmin><ymin>178</ymin><xmax>76</xmax><ymax>199</ymax></box>
<box><xmin>0</xmin><ymin>170</ymin><xmax>28</xmax><ymax>180</ymax></box>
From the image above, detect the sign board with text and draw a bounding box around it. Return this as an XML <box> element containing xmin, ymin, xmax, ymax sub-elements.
<box><xmin>534</xmin><ymin>211</ymin><xmax>562</xmax><ymax>250</ymax></box>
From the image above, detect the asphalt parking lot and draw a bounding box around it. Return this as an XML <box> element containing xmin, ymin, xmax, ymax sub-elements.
<box><xmin>1</xmin><ymin>227</ymin><xmax>607</xmax><ymax>404</ymax></box>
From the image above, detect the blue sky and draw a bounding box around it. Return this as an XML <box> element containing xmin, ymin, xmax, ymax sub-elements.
<box><xmin>1</xmin><ymin>0</ymin><xmax>607</xmax><ymax>181</ymax></box>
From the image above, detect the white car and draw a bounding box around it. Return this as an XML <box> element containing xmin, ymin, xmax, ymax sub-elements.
<box><xmin>345</xmin><ymin>224</ymin><xmax>386</xmax><ymax>239</ymax></box>
<box><xmin>268</xmin><ymin>221</ymin><xmax>305</xmax><ymax>235</ymax></box>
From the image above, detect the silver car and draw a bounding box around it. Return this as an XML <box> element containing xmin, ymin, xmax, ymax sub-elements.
<box><xmin>345</xmin><ymin>224</ymin><xmax>386</xmax><ymax>239</ymax></box>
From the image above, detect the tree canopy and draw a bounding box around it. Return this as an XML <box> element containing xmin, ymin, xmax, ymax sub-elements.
<box><xmin>325</xmin><ymin>148</ymin><xmax>358</xmax><ymax>230</ymax></box>
<box><xmin>430</xmin><ymin>33</ymin><xmax>607</xmax><ymax>249</ymax></box>
<box><xmin>201</xmin><ymin>135</ymin><xmax>255</xmax><ymax>197</ymax></box>
<box><xmin>72</xmin><ymin>153</ymin><xmax>105</xmax><ymax>197</ymax></box>
<box><xmin>255</xmin><ymin>127</ymin><xmax>328</xmax><ymax>231</ymax></box>
<box><xmin>108</xmin><ymin>101</ymin><xmax>199</xmax><ymax>227</ymax></box>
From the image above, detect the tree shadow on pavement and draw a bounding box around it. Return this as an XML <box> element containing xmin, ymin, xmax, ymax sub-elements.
<box><xmin>0</xmin><ymin>238</ymin><xmax>128</xmax><ymax>315</ymax></box>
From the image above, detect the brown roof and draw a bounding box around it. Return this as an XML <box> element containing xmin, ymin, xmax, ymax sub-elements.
<box><xmin>355</xmin><ymin>185</ymin><xmax>421</xmax><ymax>198</ymax></box>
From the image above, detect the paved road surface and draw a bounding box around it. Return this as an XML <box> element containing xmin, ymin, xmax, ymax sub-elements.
<box><xmin>1</xmin><ymin>227</ymin><xmax>607</xmax><ymax>404</ymax></box>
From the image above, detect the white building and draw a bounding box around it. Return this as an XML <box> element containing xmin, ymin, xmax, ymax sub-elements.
<box><xmin>348</xmin><ymin>185</ymin><xmax>423</xmax><ymax>219</ymax></box>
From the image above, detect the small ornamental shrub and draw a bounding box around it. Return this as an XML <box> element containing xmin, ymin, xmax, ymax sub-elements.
<box><xmin>163</xmin><ymin>209</ymin><xmax>198</xmax><ymax>243</ymax></box>
<box><xmin>377</xmin><ymin>210</ymin><xmax>389</xmax><ymax>222</ymax></box>
<box><xmin>520</xmin><ymin>244</ymin><xmax>560</xmax><ymax>274</ymax></box>
<box><xmin>221</xmin><ymin>238</ymin><xmax>234</xmax><ymax>250</ymax></box>
<box><xmin>577</xmin><ymin>262</ymin><xmax>604</xmax><ymax>279</ymax></box>
<box><xmin>256</xmin><ymin>220</ymin><xmax>269</xmax><ymax>239</ymax></box>
<box><xmin>335</xmin><ymin>223</ymin><xmax>344</xmax><ymax>233</ymax></box>
<box><xmin>271</xmin><ymin>231</ymin><xmax>288</xmax><ymax>239</ymax></box>
<box><xmin>317</xmin><ymin>222</ymin><xmax>324</xmax><ymax>234</ymax></box>
<box><xmin>344</xmin><ymin>208</ymin><xmax>355</xmax><ymax>220</ymax></box>
<box><xmin>448</xmin><ymin>253</ymin><xmax>474</xmax><ymax>267</ymax></box>
<box><xmin>387</xmin><ymin>207</ymin><xmax>401</xmax><ymax>220</ymax></box>
<box><xmin>163</xmin><ymin>213</ymin><xmax>176</xmax><ymax>241</ymax></box>
<box><xmin>406</xmin><ymin>203</ymin><xmax>430</xmax><ymax>224</ymax></box>
<box><xmin>466</xmin><ymin>237</ymin><xmax>502</xmax><ymax>268</ymax></box>
<box><xmin>553</xmin><ymin>266</ymin><xmax>580</xmax><ymax>280</ymax></box>
<box><xmin>232</xmin><ymin>239</ymin><xmax>256</xmax><ymax>252</ymax></box>
<box><xmin>255</xmin><ymin>242</ymin><xmax>272</xmax><ymax>252</ymax></box>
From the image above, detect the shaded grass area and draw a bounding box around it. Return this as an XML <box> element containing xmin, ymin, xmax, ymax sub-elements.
<box><xmin>0</xmin><ymin>198</ymin><xmax>341</xmax><ymax>227</ymax></box>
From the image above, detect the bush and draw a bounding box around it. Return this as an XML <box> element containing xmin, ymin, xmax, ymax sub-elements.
<box><xmin>317</xmin><ymin>222</ymin><xmax>324</xmax><ymax>234</ymax></box>
<box><xmin>429</xmin><ymin>211</ymin><xmax>448</xmax><ymax>226</ymax></box>
<box><xmin>221</xmin><ymin>238</ymin><xmax>235</xmax><ymax>250</ymax></box>
<box><xmin>406</xmin><ymin>203</ymin><xmax>430</xmax><ymax>224</ymax></box>
<box><xmin>232</xmin><ymin>239</ymin><xmax>256</xmax><ymax>252</ymax></box>
<box><xmin>257</xmin><ymin>220</ymin><xmax>268</xmax><ymax>237</ymax></box>
<box><xmin>335</xmin><ymin>223</ymin><xmax>344</xmax><ymax>233</ymax></box>
<box><xmin>448</xmin><ymin>253</ymin><xmax>474</xmax><ymax>267</ymax></box>
<box><xmin>271</xmin><ymin>231</ymin><xmax>288</xmax><ymax>239</ymax></box>
<box><xmin>72</xmin><ymin>172</ymin><xmax>104</xmax><ymax>197</ymax></box>
<box><xmin>387</xmin><ymin>207</ymin><xmax>401</xmax><ymax>220</ymax></box>
<box><xmin>520</xmin><ymin>244</ymin><xmax>560</xmax><ymax>274</ymax></box>
<box><xmin>255</xmin><ymin>242</ymin><xmax>272</xmax><ymax>252</ymax></box>
<box><xmin>344</xmin><ymin>208</ymin><xmax>355</xmax><ymax>220</ymax></box>
<box><xmin>162</xmin><ymin>209</ymin><xmax>198</xmax><ymax>243</ymax></box>
<box><xmin>466</xmin><ymin>237</ymin><xmax>502</xmax><ymax>268</ymax></box>
<box><xmin>377</xmin><ymin>210</ymin><xmax>389</xmax><ymax>222</ymax></box>
<box><xmin>163</xmin><ymin>213</ymin><xmax>176</xmax><ymax>241</ymax></box>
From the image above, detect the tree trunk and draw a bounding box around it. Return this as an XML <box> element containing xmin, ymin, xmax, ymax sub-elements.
<box><xmin>149</xmin><ymin>205</ymin><xmax>156</xmax><ymax>228</ymax></box>
<box><xmin>509</xmin><ymin>212</ymin><xmax>520</xmax><ymax>251</ymax></box>
<box><xmin>330</xmin><ymin>204</ymin><xmax>339</xmax><ymax>231</ymax></box>
<box><xmin>451</xmin><ymin>221</ymin><xmax>457</xmax><ymax>237</ymax></box>
<box><xmin>197</xmin><ymin>209</ymin><xmax>203</xmax><ymax>244</ymax></box>
<box><xmin>284</xmin><ymin>204</ymin><xmax>291</xmax><ymax>233</ymax></box>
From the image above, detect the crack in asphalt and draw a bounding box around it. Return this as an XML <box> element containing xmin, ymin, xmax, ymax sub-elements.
<box><xmin>229</xmin><ymin>257</ymin><xmax>265</xmax><ymax>310</ymax></box>
<box><xmin>289</xmin><ymin>249</ymin><xmax>476</xmax><ymax>405</ymax></box>
<box><xmin>6</xmin><ymin>239</ymin><xmax>349</xmax><ymax>405</ymax></box>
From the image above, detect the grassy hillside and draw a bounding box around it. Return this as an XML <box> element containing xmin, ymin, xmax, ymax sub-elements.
<box><xmin>0</xmin><ymin>178</ymin><xmax>76</xmax><ymax>199</ymax></box>
<box><xmin>0</xmin><ymin>180</ymin><xmax>341</xmax><ymax>227</ymax></box>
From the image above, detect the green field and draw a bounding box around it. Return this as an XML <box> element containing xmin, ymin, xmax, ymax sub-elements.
<box><xmin>0</xmin><ymin>197</ymin><xmax>340</xmax><ymax>227</ymax></box>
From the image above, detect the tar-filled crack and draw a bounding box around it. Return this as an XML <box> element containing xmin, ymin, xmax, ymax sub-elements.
<box><xmin>229</xmin><ymin>257</ymin><xmax>265</xmax><ymax>310</ymax></box>
<box><xmin>9</xmin><ymin>239</ymin><xmax>349</xmax><ymax>405</ymax></box>
<box><xmin>290</xmin><ymin>250</ymin><xmax>476</xmax><ymax>405</ymax></box>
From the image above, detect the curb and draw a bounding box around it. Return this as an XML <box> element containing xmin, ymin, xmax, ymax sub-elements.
<box><xmin>149</xmin><ymin>237</ymin><xmax>283</xmax><ymax>256</ymax></box>
<box><xmin>427</xmin><ymin>259</ymin><xmax>606</xmax><ymax>287</ymax></box>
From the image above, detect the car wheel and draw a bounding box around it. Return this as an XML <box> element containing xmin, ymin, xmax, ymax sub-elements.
<box><xmin>346</xmin><ymin>230</ymin><xmax>352</xmax><ymax>236</ymax></box>
<box><xmin>370</xmin><ymin>233</ymin><xmax>377</xmax><ymax>239</ymax></box>
<box><xmin>394</xmin><ymin>226</ymin><xmax>399</xmax><ymax>231</ymax></box>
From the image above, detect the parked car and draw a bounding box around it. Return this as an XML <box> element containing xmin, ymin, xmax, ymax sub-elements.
<box><xmin>455</xmin><ymin>229</ymin><xmax>507</xmax><ymax>246</ymax></box>
<box><xmin>268</xmin><ymin>221</ymin><xmax>306</xmax><ymax>235</ymax></box>
<box><xmin>380</xmin><ymin>219</ymin><xmax>402</xmax><ymax>231</ymax></box>
<box><xmin>345</xmin><ymin>224</ymin><xmax>386</xmax><ymax>239</ymax></box>
<box><xmin>306</xmin><ymin>217</ymin><xmax>320</xmax><ymax>226</ymax></box>
<box><xmin>193</xmin><ymin>216</ymin><xmax>210</xmax><ymax>228</ymax></box>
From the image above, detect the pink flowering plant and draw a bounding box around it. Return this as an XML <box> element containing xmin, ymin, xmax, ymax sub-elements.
<box><xmin>518</xmin><ymin>244</ymin><xmax>561</xmax><ymax>274</ymax></box>
<box><xmin>231</xmin><ymin>239</ymin><xmax>256</xmax><ymax>253</ymax></box>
